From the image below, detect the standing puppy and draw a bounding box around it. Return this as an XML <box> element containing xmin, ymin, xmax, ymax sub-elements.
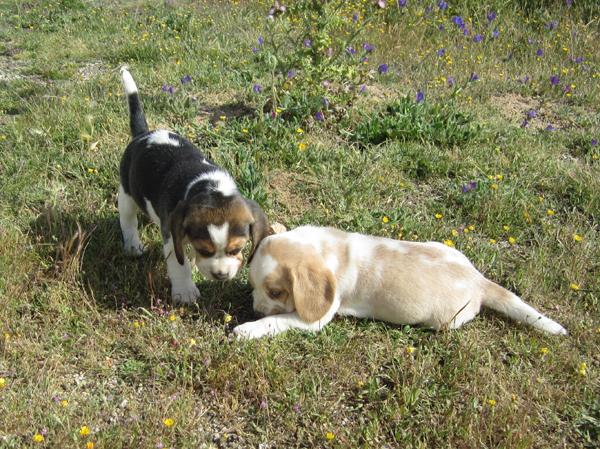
<box><xmin>118</xmin><ymin>67</ymin><xmax>270</xmax><ymax>304</ymax></box>
<box><xmin>233</xmin><ymin>226</ymin><xmax>567</xmax><ymax>338</ymax></box>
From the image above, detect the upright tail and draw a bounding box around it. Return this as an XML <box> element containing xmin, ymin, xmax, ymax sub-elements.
<box><xmin>482</xmin><ymin>281</ymin><xmax>567</xmax><ymax>335</ymax></box>
<box><xmin>120</xmin><ymin>67</ymin><xmax>149</xmax><ymax>138</ymax></box>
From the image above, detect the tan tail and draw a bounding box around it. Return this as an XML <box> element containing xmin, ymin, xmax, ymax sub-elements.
<box><xmin>482</xmin><ymin>281</ymin><xmax>567</xmax><ymax>335</ymax></box>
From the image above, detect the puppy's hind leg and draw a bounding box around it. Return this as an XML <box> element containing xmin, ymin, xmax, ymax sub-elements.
<box><xmin>163</xmin><ymin>237</ymin><xmax>200</xmax><ymax>305</ymax></box>
<box><xmin>118</xmin><ymin>184</ymin><xmax>145</xmax><ymax>256</ymax></box>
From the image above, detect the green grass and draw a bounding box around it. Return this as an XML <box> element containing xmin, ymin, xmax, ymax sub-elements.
<box><xmin>0</xmin><ymin>0</ymin><xmax>599</xmax><ymax>448</ymax></box>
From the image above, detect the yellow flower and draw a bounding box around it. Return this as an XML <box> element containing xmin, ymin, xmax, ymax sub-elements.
<box><xmin>451</xmin><ymin>229</ymin><xmax>459</xmax><ymax>237</ymax></box>
<box><xmin>487</xmin><ymin>399</ymin><xmax>496</xmax><ymax>407</ymax></box>
<box><xmin>219</xmin><ymin>115</ymin><xmax>226</xmax><ymax>121</ymax></box>
<box><xmin>468</xmin><ymin>225</ymin><xmax>475</xmax><ymax>231</ymax></box>
<box><xmin>86</xmin><ymin>442</ymin><xmax>95</xmax><ymax>449</ymax></box>
<box><xmin>242</xmin><ymin>128</ymin><xmax>249</xmax><ymax>134</ymax></box>
<box><xmin>405</xmin><ymin>346</ymin><xmax>416</xmax><ymax>354</ymax></box>
<box><xmin>573</xmin><ymin>234</ymin><xmax>583</xmax><ymax>242</ymax></box>
<box><xmin>223</xmin><ymin>314</ymin><xmax>232</xmax><ymax>324</ymax></box>
<box><xmin>298</xmin><ymin>142</ymin><xmax>307</xmax><ymax>151</ymax></box>
<box><xmin>168</xmin><ymin>314</ymin><xmax>177</xmax><ymax>322</ymax></box>
<box><xmin>60</xmin><ymin>399</ymin><xmax>69</xmax><ymax>407</ymax></box>
<box><xmin>443</xmin><ymin>239</ymin><xmax>455</xmax><ymax>247</ymax></box>
<box><xmin>489</xmin><ymin>238</ymin><xmax>497</xmax><ymax>244</ymax></box>
<box><xmin>539</xmin><ymin>347</ymin><xmax>549</xmax><ymax>355</ymax></box>
<box><xmin>33</xmin><ymin>434</ymin><xmax>45</xmax><ymax>443</ymax></box>
<box><xmin>570</xmin><ymin>283</ymin><xmax>580</xmax><ymax>292</ymax></box>
<box><xmin>382</xmin><ymin>216</ymin><xmax>389</xmax><ymax>224</ymax></box>
<box><xmin>79</xmin><ymin>425</ymin><xmax>90</xmax><ymax>437</ymax></box>
<box><xmin>325</xmin><ymin>431</ymin><xmax>335</xmax><ymax>441</ymax></box>
<box><xmin>296</xmin><ymin>128</ymin><xmax>304</xmax><ymax>134</ymax></box>
<box><xmin>189</xmin><ymin>338</ymin><xmax>197</xmax><ymax>347</ymax></box>
<box><xmin>495</xmin><ymin>174</ymin><xmax>503</xmax><ymax>181</ymax></box>
<box><xmin>490</xmin><ymin>183</ymin><xmax>498</xmax><ymax>190</ymax></box>
<box><xmin>163</xmin><ymin>418</ymin><xmax>175</xmax><ymax>428</ymax></box>
<box><xmin>508</xmin><ymin>237</ymin><xmax>516</xmax><ymax>245</ymax></box>
<box><xmin>546</xmin><ymin>209</ymin><xmax>555</xmax><ymax>216</ymax></box>
<box><xmin>578</xmin><ymin>362</ymin><xmax>587</xmax><ymax>376</ymax></box>
<box><xmin>0</xmin><ymin>378</ymin><xmax>5</xmax><ymax>389</ymax></box>
<box><xmin>133</xmin><ymin>320</ymin><xmax>140</xmax><ymax>329</ymax></box>
<box><xmin>435</xmin><ymin>213</ymin><xmax>443</xmax><ymax>219</ymax></box>
<box><xmin>503</xmin><ymin>225</ymin><xmax>510</xmax><ymax>231</ymax></box>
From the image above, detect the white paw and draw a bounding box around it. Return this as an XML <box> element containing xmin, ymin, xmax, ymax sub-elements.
<box><xmin>123</xmin><ymin>239</ymin><xmax>145</xmax><ymax>256</ymax></box>
<box><xmin>171</xmin><ymin>282</ymin><xmax>200</xmax><ymax>305</ymax></box>
<box><xmin>233</xmin><ymin>321</ymin><xmax>271</xmax><ymax>339</ymax></box>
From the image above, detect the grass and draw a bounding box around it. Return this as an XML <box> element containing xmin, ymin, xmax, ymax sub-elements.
<box><xmin>0</xmin><ymin>0</ymin><xmax>599</xmax><ymax>447</ymax></box>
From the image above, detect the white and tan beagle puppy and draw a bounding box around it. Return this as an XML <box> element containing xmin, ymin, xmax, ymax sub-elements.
<box><xmin>118</xmin><ymin>68</ymin><xmax>270</xmax><ymax>304</ymax></box>
<box><xmin>233</xmin><ymin>226</ymin><xmax>567</xmax><ymax>339</ymax></box>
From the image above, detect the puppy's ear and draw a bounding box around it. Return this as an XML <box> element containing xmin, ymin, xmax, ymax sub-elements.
<box><xmin>245</xmin><ymin>199</ymin><xmax>272</xmax><ymax>263</ymax></box>
<box><xmin>169</xmin><ymin>201</ymin><xmax>188</xmax><ymax>265</ymax></box>
<box><xmin>290</xmin><ymin>258</ymin><xmax>336</xmax><ymax>323</ymax></box>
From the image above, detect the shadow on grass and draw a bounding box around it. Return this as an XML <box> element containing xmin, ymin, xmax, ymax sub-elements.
<box><xmin>27</xmin><ymin>206</ymin><xmax>255</xmax><ymax>324</ymax></box>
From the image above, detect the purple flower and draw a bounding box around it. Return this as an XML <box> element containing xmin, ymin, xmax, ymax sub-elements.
<box><xmin>424</xmin><ymin>5</ymin><xmax>433</xmax><ymax>15</ymax></box>
<box><xmin>473</xmin><ymin>34</ymin><xmax>484</xmax><ymax>43</ymax></box>
<box><xmin>378</xmin><ymin>63</ymin><xmax>389</xmax><ymax>74</ymax></box>
<box><xmin>303</xmin><ymin>38</ymin><xmax>312</xmax><ymax>48</ymax></box>
<box><xmin>252</xmin><ymin>84</ymin><xmax>262</xmax><ymax>93</ymax></box>
<box><xmin>550</xmin><ymin>75</ymin><xmax>560</xmax><ymax>86</ymax></box>
<box><xmin>469</xmin><ymin>72</ymin><xmax>479</xmax><ymax>82</ymax></box>
<box><xmin>527</xmin><ymin>38</ymin><xmax>535</xmax><ymax>45</ymax></box>
<box><xmin>546</xmin><ymin>20</ymin><xmax>558</xmax><ymax>30</ymax></box>
<box><xmin>259</xmin><ymin>399</ymin><xmax>268</xmax><ymax>409</ymax></box>
<box><xmin>536</xmin><ymin>48</ymin><xmax>544</xmax><ymax>57</ymax></box>
<box><xmin>437</xmin><ymin>48</ymin><xmax>446</xmax><ymax>57</ymax></box>
<box><xmin>463</xmin><ymin>27</ymin><xmax>470</xmax><ymax>36</ymax></box>
<box><xmin>521</xmin><ymin>119</ymin><xmax>529</xmax><ymax>128</ymax></box>
<box><xmin>563</xmin><ymin>84</ymin><xmax>571</xmax><ymax>94</ymax></box>
<box><xmin>315</xmin><ymin>111</ymin><xmax>325</xmax><ymax>121</ymax></box>
<box><xmin>461</xmin><ymin>181</ymin><xmax>477</xmax><ymax>193</ymax></box>
<box><xmin>487</xmin><ymin>11</ymin><xmax>496</xmax><ymax>22</ymax></box>
<box><xmin>520</xmin><ymin>75</ymin><xmax>530</xmax><ymax>84</ymax></box>
<box><xmin>591</xmin><ymin>139</ymin><xmax>598</xmax><ymax>146</ymax></box>
<box><xmin>322</xmin><ymin>80</ymin><xmax>330</xmax><ymax>87</ymax></box>
<box><xmin>352</xmin><ymin>13</ymin><xmax>359</xmax><ymax>23</ymax></box>
<box><xmin>447</xmin><ymin>76</ymin><xmax>455</xmax><ymax>87</ymax></box>
<box><xmin>292</xmin><ymin>403</ymin><xmax>301</xmax><ymax>413</ymax></box>
<box><xmin>346</xmin><ymin>46</ymin><xmax>357</xmax><ymax>55</ymax></box>
<box><xmin>363</xmin><ymin>42</ymin><xmax>375</xmax><ymax>52</ymax></box>
<box><xmin>322</xmin><ymin>97</ymin><xmax>330</xmax><ymax>108</ymax></box>
<box><xmin>492</xmin><ymin>29</ymin><xmax>500</xmax><ymax>38</ymax></box>
<box><xmin>359</xmin><ymin>84</ymin><xmax>367</xmax><ymax>93</ymax></box>
<box><xmin>360</xmin><ymin>56</ymin><xmax>369</xmax><ymax>63</ymax></box>
<box><xmin>438</xmin><ymin>24</ymin><xmax>445</xmax><ymax>31</ymax></box>
<box><xmin>574</xmin><ymin>56</ymin><xmax>584</xmax><ymax>64</ymax></box>
<box><xmin>527</xmin><ymin>109</ymin><xmax>537</xmax><ymax>119</ymax></box>
<box><xmin>398</xmin><ymin>0</ymin><xmax>407</xmax><ymax>7</ymax></box>
<box><xmin>438</xmin><ymin>1</ymin><xmax>448</xmax><ymax>10</ymax></box>
<box><xmin>162</xmin><ymin>84</ymin><xmax>175</xmax><ymax>94</ymax></box>
<box><xmin>451</xmin><ymin>16</ymin><xmax>464</xmax><ymax>27</ymax></box>
<box><xmin>252</xmin><ymin>47</ymin><xmax>258</xmax><ymax>54</ymax></box>
<box><xmin>416</xmin><ymin>90</ymin><xmax>425</xmax><ymax>103</ymax></box>
<box><xmin>180</xmin><ymin>75</ymin><xmax>192</xmax><ymax>84</ymax></box>
<box><xmin>545</xmin><ymin>124</ymin><xmax>555</xmax><ymax>131</ymax></box>
<box><xmin>287</xmin><ymin>69</ymin><xmax>296</xmax><ymax>79</ymax></box>
<box><xmin>258</xmin><ymin>36</ymin><xmax>264</xmax><ymax>45</ymax></box>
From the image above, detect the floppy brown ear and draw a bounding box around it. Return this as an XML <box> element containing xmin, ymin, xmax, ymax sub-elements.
<box><xmin>169</xmin><ymin>201</ymin><xmax>187</xmax><ymax>265</ymax></box>
<box><xmin>245</xmin><ymin>199</ymin><xmax>272</xmax><ymax>262</ymax></box>
<box><xmin>290</xmin><ymin>258</ymin><xmax>336</xmax><ymax>323</ymax></box>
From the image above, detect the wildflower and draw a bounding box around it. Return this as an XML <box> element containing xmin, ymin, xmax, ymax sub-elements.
<box><xmin>346</xmin><ymin>46</ymin><xmax>356</xmax><ymax>55</ymax></box>
<box><xmin>545</xmin><ymin>124</ymin><xmax>555</xmax><ymax>131</ymax></box>
<box><xmin>473</xmin><ymin>34</ymin><xmax>484</xmax><ymax>43</ymax></box>
<box><xmin>578</xmin><ymin>362</ymin><xmax>587</xmax><ymax>376</ymax></box>
<box><xmin>570</xmin><ymin>283</ymin><xmax>580</xmax><ymax>292</ymax></box>
<box><xmin>451</xmin><ymin>229</ymin><xmax>459</xmax><ymax>237</ymax></box>
<box><xmin>252</xmin><ymin>84</ymin><xmax>262</xmax><ymax>94</ymax></box>
<box><xmin>325</xmin><ymin>432</ymin><xmax>335</xmax><ymax>441</ymax></box>
<box><xmin>489</xmin><ymin>238</ymin><xmax>497</xmax><ymax>244</ymax></box>
<box><xmin>540</xmin><ymin>347</ymin><xmax>550</xmax><ymax>355</ymax></box>
<box><xmin>303</xmin><ymin>38</ymin><xmax>312</xmax><ymax>48</ymax></box>
<box><xmin>536</xmin><ymin>48</ymin><xmax>544</xmax><ymax>57</ymax></box>
<box><xmin>378</xmin><ymin>63</ymin><xmax>389</xmax><ymax>74</ymax></box>
<box><xmin>573</xmin><ymin>234</ymin><xmax>583</xmax><ymax>242</ymax></box>
<box><xmin>469</xmin><ymin>72</ymin><xmax>479</xmax><ymax>82</ymax></box>
<box><xmin>490</xmin><ymin>183</ymin><xmax>498</xmax><ymax>189</ymax></box>
<box><xmin>180</xmin><ymin>75</ymin><xmax>192</xmax><ymax>84</ymax></box>
<box><xmin>447</xmin><ymin>76</ymin><xmax>455</xmax><ymax>87</ymax></box>
<box><xmin>257</xmin><ymin>36</ymin><xmax>264</xmax><ymax>46</ymax></box>
<box><xmin>163</xmin><ymin>418</ymin><xmax>175</xmax><ymax>427</ymax></box>
<box><xmin>487</xmin><ymin>399</ymin><xmax>496</xmax><ymax>407</ymax></box>
<box><xmin>508</xmin><ymin>237</ymin><xmax>516</xmax><ymax>245</ymax></box>
<box><xmin>79</xmin><ymin>426</ymin><xmax>91</xmax><ymax>437</ymax></box>
<box><xmin>451</xmin><ymin>16</ymin><xmax>464</xmax><ymax>28</ymax></box>
<box><xmin>322</xmin><ymin>97</ymin><xmax>330</xmax><ymax>108</ymax></box>
<box><xmin>436</xmin><ymin>48</ymin><xmax>446</xmax><ymax>57</ymax></box>
<box><xmin>161</xmin><ymin>84</ymin><xmax>175</xmax><ymax>95</ymax></box>
<box><xmin>491</xmin><ymin>29</ymin><xmax>500</xmax><ymax>38</ymax></box>
<box><xmin>382</xmin><ymin>216</ymin><xmax>390</xmax><ymax>223</ymax></box>
<box><xmin>416</xmin><ymin>90</ymin><xmax>425</xmax><ymax>103</ymax></box>
<box><xmin>189</xmin><ymin>338</ymin><xmax>197</xmax><ymax>347</ymax></box>
<box><xmin>60</xmin><ymin>399</ymin><xmax>69</xmax><ymax>407</ymax></box>
<box><xmin>398</xmin><ymin>0</ymin><xmax>407</xmax><ymax>7</ymax></box>
<box><xmin>406</xmin><ymin>346</ymin><xmax>416</xmax><ymax>354</ymax></box>
<box><xmin>461</xmin><ymin>181</ymin><xmax>477</xmax><ymax>193</ymax></box>
<box><xmin>0</xmin><ymin>378</ymin><xmax>5</xmax><ymax>389</ymax></box>
<box><xmin>592</xmin><ymin>139</ymin><xmax>598</xmax><ymax>146</ymax></box>
<box><xmin>251</xmin><ymin>47</ymin><xmax>258</xmax><ymax>54</ymax></box>
<box><xmin>33</xmin><ymin>434</ymin><xmax>45</xmax><ymax>443</ymax></box>
<box><xmin>298</xmin><ymin>142</ymin><xmax>307</xmax><ymax>151</ymax></box>
<box><xmin>550</xmin><ymin>75</ymin><xmax>560</xmax><ymax>86</ymax></box>
<box><xmin>443</xmin><ymin>239</ymin><xmax>455</xmax><ymax>247</ymax></box>
<box><xmin>546</xmin><ymin>209</ymin><xmax>556</xmax><ymax>216</ymax></box>
<box><xmin>487</xmin><ymin>11</ymin><xmax>496</xmax><ymax>22</ymax></box>
<box><xmin>359</xmin><ymin>84</ymin><xmax>367</xmax><ymax>93</ymax></box>
<box><xmin>86</xmin><ymin>443</ymin><xmax>95</xmax><ymax>449</ymax></box>
<box><xmin>223</xmin><ymin>313</ymin><xmax>232</xmax><ymax>324</ymax></box>
<box><xmin>292</xmin><ymin>403</ymin><xmax>301</xmax><ymax>413</ymax></box>
<box><xmin>363</xmin><ymin>42</ymin><xmax>374</xmax><ymax>52</ymax></box>
<box><xmin>435</xmin><ymin>213</ymin><xmax>443</xmax><ymax>219</ymax></box>
<box><xmin>296</xmin><ymin>128</ymin><xmax>304</xmax><ymax>134</ymax></box>
<box><xmin>376</xmin><ymin>0</ymin><xmax>386</xmax><ymax>8</ymax></box>
<box><xmin>315</xmin><ymin>111</ymin><xmax>325</xmax><ymax>122</ymax></box>
<box><xmin>438</xmin><ymin>1</ymin><xmax>448</xmax><ymax>10</ymax></box>
<box><xmin>352</xmin><ymin>13</ymin><xmax>359</xmax><ymax>23</ymax></box>
<box><xmin>168</xmin><ymin>314</ymin><xmax>177</xmax><ymax>322</ymax></box>
<box><xmin>287</xmin><ymin>69</ymin><xmax>296</xmax><ymax>79</ymax></box>
<box><xmin>546</xmin><ymin>20</ymin><xmax>558</xmax><ymax>30</ymax></box>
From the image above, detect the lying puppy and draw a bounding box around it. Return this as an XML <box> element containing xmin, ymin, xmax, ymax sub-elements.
<box><xmin>233</xmin><ymin>226</ymin><xmax>567</xmax><ymax>338</ymax></box>
<box><xmin>118</xmin><ymin>67</ymin><xmax>270</xmax><ymax>303</ymax></box>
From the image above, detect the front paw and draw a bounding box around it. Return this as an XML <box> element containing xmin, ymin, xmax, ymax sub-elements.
<box><xmin>171</xmin><ymin>282</ymin><xmax>200</xmax><ymax>305</ymax></box>
<box><xmin>123</xmin><ymin>240</ymin><xmax>145</xmax><ymax>256</ymax></box>
<box><xmin>233</xmin><ymin>321</ymin><xmax>271</xmax><ymax>339</ymax></box>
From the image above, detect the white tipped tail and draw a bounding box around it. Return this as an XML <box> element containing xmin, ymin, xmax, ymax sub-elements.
<box><xmin>483</xmin><ymin>281</ymin><xmax>567</xmax><ymax>335</ymax></box>
<box><xmin>120</xmin><ymin>66</ymin><xmax>138</xmax><ymax>95</ymax></box>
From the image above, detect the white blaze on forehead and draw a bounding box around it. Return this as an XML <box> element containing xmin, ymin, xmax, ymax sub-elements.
<box><xmin>120</xmin><ymin>67</ymin><xmax>138</xmax><ymax>94</ymax></box>
<box><xmin>146</xmin><ymin>130</ymin><xmax>180</xmax><ymax>147</ymax></box>
<box><xmin>208</xmin><ymin>223</ymin><xmax>229</xmax><ymax>251</ymax></box>
<box><xmin>184</xmin><ymin>170</ymin><xmax>238</xmax><ymax>199</ymax></box>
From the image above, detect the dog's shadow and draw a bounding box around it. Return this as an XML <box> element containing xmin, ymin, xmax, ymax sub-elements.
<box><xmin>28</xmin><ymin>206</ymin><xmax>256</xmax><ymax>325</ymax></box>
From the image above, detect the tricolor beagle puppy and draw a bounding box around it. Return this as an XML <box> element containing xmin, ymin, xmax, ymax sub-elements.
<box><xmin>233</xmin><ymin>226</ymin><xmax>567</xmax><ymax>338</ymax></box>
<box><xmin>118</xmin><ymin>68</ymin><xmax>270</xmax><ymax>304</ymax></box>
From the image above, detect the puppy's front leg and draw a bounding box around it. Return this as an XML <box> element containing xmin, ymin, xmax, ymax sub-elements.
<box><xmin>163</xmin><ymin>238</ymin><xmax>200</xmax><ymax>304</ymax></box>
<box><xmin>233</xmin><ymin>313</ymin><xmax>328</xmax><ymax>339</ymax></box>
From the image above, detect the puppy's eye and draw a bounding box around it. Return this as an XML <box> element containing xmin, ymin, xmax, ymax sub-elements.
<box><xmin>197</xmin><ymin>248</ymin><xmax>215</xmax><ymax>258</ymax></box>
<box><xmin>226</xmin><ymin>248</ymin><xmax>242</xmax><ymax>256</ymax></box>
<box><xmin>268</xmin><ymin>289</ymin><xmax>282</xmax><ymax>299</ymax></box>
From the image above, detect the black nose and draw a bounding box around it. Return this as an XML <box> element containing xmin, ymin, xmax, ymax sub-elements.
<box><xmin>211</xmin><ymin>271</ymin><xmax>228</xmax><ymax>280</ymax></box>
